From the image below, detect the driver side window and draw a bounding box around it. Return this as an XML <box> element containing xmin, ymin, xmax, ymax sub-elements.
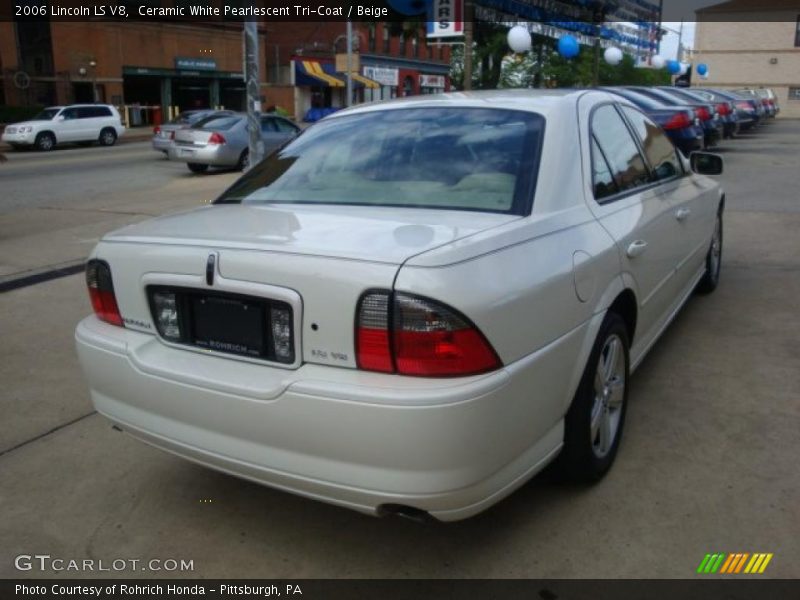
<box><xmin>61</xmin><ymin>108</ymin><xmax>79</xmax><ymax>120</ymax></box>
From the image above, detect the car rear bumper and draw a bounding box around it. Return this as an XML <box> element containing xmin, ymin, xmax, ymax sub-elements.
<box><xmin>169</xmin><ymin>144</ymin><xmax>239</xmax><ymax>166</ymax></box>
<box><xmin>152</xmin><ymin>136</ymin><xmax>172</xmax><ymax>152</ymax></box>
<box><xmin>75</xmin><ymin>315</ymin><xmax>571</xmax><ymax>521</ymax></box>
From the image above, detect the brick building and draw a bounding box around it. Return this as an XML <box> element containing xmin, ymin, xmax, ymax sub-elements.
<box><xmin>0</xmin><ymin>19</ymin><xmax>451</xmax><ymax>123</ymax></box>
<box><xmin>694</xmin><ymin>0</ymin><xmax>800</xmax><ymax>118</ymax></box>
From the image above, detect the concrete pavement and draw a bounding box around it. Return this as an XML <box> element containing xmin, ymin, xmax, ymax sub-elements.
<box><xmin>0</xmin><ymin>120</ymin><xmax>798</xmax><ymax>579</ymax></box>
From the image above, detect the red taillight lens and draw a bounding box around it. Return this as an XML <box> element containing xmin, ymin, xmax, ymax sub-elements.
<box><xmin>86</xmin><ymin>260</ymin><xmax>123</xmax><ymax>327</ymax></box>
<box><xmin>208</xmin><ymin>132</ymin><xmax>226</xmax><ymax>145</ymax></box>
<box><xmin>663</xmin><ymin>111</ymin><xmax>692</xmax><ymax>130</ymax></box>
<box><xmin>356</xmin><ymin>291</ymin><xmax>501</xmax><ymax>377</ymax></box>
<box><xmin>153</xmin><ymin>125</ymin><xmax>161</xmax><ymax>134</ymax></box>
<box><xmin>716</xmin><ymin>102</ymin><xmax>730</xmax><ymax>116</ymax></box>
<box><xmin>696</xmin><ymin>107</ymin><xmax>711</xmax><ymax>121</ymax></box>
<box><xmin>356</xmin><ymin>292</ymin><xmax>393</xmax><ymax>373</ymax></box>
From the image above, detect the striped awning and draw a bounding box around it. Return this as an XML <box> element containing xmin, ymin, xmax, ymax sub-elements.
<box><xmin>349</xmin><ymin>72</ymin><xmax>380</xmax><ymax>89</ymax></box>
<box><xmin>295</xmin><ymin>60</ymin><xmax>345</xmax><ymax>87</ymax></box>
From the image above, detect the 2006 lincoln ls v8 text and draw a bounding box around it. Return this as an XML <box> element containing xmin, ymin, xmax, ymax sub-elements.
<box><xmin>75</xmin><ymin>89</ymin><xmax>724</xmax><ymax>521</ymax></box>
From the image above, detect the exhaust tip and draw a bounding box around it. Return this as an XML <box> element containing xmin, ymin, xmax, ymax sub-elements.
<box><xmin>378</xmin><ymin>504</ymin><xmax>434</xmax><ymax>523</ymax></box>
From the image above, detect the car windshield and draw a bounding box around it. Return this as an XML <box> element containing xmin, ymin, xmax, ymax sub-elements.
<box><xmin>216</xmin><ymin>108</ymin><xmax>545</xmax><ymax>215</ymax></box>
<box><xmin>31</xmin><ymin>108</ymin><xmax>61</xmax><ymax>121</ymax></box>
<box><xmin>192</xmin><ymin>115</ymin><xmax>241</xmax><ymax>130</ymax></box>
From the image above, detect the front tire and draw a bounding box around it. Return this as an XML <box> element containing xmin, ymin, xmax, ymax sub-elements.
<box><xmin>98</xmin><ymin>128</ymin><xmax>117</xmax><ymax>146</ymax></box>
<box><xmin>557</xmin><ymin>312</ymin><xmax>630</xmax><ymax>482</ymax></box>
<box><xmin>187</xmin><ymin>162</ymin><xmax>208</xmax><ymax>173</ymax></box>
<box><xmin>35</xmin><ymin>132</ymin><xmax>56</xmax><ymax>151</ymax></box>
<box><xmin>696</xmin><ymin>212</ymin><xmax>723</xmax><ymax>294</ymax></box>
<box><xmin>237</xmin><ymin>149</ymin><xmax>249</xmax><ymax>171</ymax></box>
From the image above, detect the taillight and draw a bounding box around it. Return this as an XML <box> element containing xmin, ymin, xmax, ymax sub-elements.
<box><xmin>696</xmin><ymin>107</ymin><xmax>711</xmax><ymax>121</ymax></box>
<box><xmin>153</xmin><ymin>125</ymin><xmax>161</xmax><ymax>134</ymax></box>
<box><xmin>716</xmin><ymin>102</ymin><xmax>730</xmax><ymax>116</ymax></box>
<box><xmin>208</xmin><ymin>132</ymin><xmax>226</xmax><ymax>145</ymax></box>
<box><xmin>662</xmin><ymin>111</ymin><xmax>692</xmax><ymax>130</ymax></box>
<box><xmin>735</xmin><ymin>101</ymin><xmax>753</xmax><ymax>112</ymax></box>
<box><xmin>86</xmin><ymin>260</ymin><xmax>123</xmax><ymax>327</ymax></box>
<box><xmin>356</xmin><ymin>291</ymin><xmax>501</xmax><ymax>377</ymax></box>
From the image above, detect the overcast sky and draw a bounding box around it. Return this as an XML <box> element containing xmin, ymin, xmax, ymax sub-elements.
<box><xmin>659</xmin><ymin>21</ymin><xmax>697</xmax><ymax>60</ymax></box>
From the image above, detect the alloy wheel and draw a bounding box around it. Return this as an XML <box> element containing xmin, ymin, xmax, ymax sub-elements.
<box><xmin>590</xmin><ymin>334</ymin><xmax>626</xmax><ymax>459</ymax></box>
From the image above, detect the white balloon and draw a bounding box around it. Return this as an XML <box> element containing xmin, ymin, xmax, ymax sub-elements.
<box><xmin>507</xmin><ymin>25</ymin><xmax>532</xmax><ymax>53</ymax></box>
<box><xmin>651</xmin><ymin>55</ymin><xmax>666</xmax><ymax>69</ymax></box>
<box><xmin>679</xmin><ymin>63</ymin><xmax>689</xmax><ymax>76</ymax></box>
<box><xmin>604</xmin><ymin>47</ymin><xmax>623</xmax><ymax>66</ymax></box>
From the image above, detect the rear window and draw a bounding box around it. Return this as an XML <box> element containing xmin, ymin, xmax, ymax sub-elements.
<box><xmin>193</xmin><ymin>115</ymin><xmax>241</xmax><ymax>131</ymax></box>
<box><xmin>216</xmin><ymin>108</ymin><xmax>545</xmax><ymax>215</ymax></box>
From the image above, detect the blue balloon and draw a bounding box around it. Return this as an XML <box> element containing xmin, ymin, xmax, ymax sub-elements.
<box><xmin>558</xmin><ymin>35</ymin><xmax>580</xmax><ymax>59</ymax></box>
<box><xmin>697</xmin><ymin>63</ymin><xmax>708</xmax><ymax>76</ymax></box>
<box><xmin>387</xmin><ymin>0</ymin><xmax>429</xmax><ymax>16</ymax></box>
<box><xmin>667</xmin><ymin>59</ymin><xmax>681</xmax><ymax>75</ymax></box>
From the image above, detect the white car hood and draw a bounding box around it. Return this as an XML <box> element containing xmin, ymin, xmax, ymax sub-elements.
<box><xmin>103</xmin><ymin>203</ymin><xmax>519</xmax><ymax>264</ymax></box>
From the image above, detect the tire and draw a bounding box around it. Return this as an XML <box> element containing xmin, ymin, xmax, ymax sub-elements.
<box><xmin>35</xmin><ymin>132</ymin><xmax>56</xmax><ymax>151</ymax></box>
<box><xmin>696</xmin><ymin>211</ymin><xmax>723</xmax><ymax>294</ymax></box>
<box><xmin>187</xmin><ymin>162</ymin><xmax>209</xmax><ymax>174</ymax></box>
<box><xmin>237</xmin><ymin>149</ymin><xmax>249</xmax><ymax>171</ymax></box>
<box><xmin>557</xmin><ymin>312</ymin><xmax>630</xmax><ymax>482</ymax></box>
<box><xmin>98</xmin><ymin>128</ymin><xmax>117</xmax><ymax>146</ymax></box>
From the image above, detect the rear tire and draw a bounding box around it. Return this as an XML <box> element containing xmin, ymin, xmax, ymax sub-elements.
<box><xmin>98</xmin><ymin>128</ymin><xmax>117</xmax><ymax>146</ymax></box>
<box><xmin>557</xmin><ymin>312</ymin><xmax>630</xmax><ymax>482</ymax></box>
<box><xmin>237</xmin><ymin>149</ymin><xmax>249</xmax><ymax>171</ymax></box>
<box><xmin>35</xmin><ymin>132</ymin><xmax>56</xmax><ymax>151</ymax></box>
<box><xmin>187</xmin><ymin>162</ymin><xmax>208</xmax><ymax>173</ymax></box>
<box><xmin>696</xmin><ymin>212</ymin><xmax>723</xmax><ymax>294</ymax></box>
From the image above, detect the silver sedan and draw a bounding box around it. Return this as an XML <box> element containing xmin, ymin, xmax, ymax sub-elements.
<box><xmin>152</xmin><ymin>109</ymin><xmax>234</xmax><ymax>154</ymax></box>
<box><xmin>169</xmin><ymin>113</ymin><xmax>301</xmax><ymax>173</ymax></box>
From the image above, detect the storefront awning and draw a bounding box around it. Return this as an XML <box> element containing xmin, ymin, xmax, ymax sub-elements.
<box><xmin>349</xmin><ymin>73</ymin><xmax>380</xmax><ymax>89</ymax></box>
<box><xmin>295</xmin><ymin>60</ymin><xmax>345</xmax><ymax>87</ymax></box>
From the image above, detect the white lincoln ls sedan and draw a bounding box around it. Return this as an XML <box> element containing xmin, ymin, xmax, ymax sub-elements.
<box><xmin>76</xmin><ymin>90</ymin><xmax>724</xmax><ymax>521</ymax></box>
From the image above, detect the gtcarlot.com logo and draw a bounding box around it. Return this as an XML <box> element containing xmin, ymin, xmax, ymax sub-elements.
<box><xmin>14</xmin><ymin>554</ymin><xmax>194</xmax><ymax>573</ymax></box>
<box><xmin>697</xmin><ymin>552</ymin><xmax>774</xmax><ymax>574</ymax></box>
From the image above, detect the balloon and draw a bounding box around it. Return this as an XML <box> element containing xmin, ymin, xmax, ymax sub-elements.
<box><xmin>651</xmin><ymin>55</ymin><xmax>666</xmax><ymax>69</ymax></box>
<box><xmin>679</xmin><ymin>63</ymin><xmax>689</xmax><ymax>76</ymax></box>
<box><xmin>697</xmin><ymin>63</ymin><xmax>708</xmax><ymax>76</ymax></box>
<box><xmin>507</xmin><ymin>25</ymin><xmax>532</xmax><ymax>53</ymax></box>
<box><xmin>603</xmin><ymin>47</ymin><xmax>623</xmax><ymax>66</ymax></box>
<box><xmin>667</xmin><ymin>59</ymin><xmax>681</xmax><ymax>75</ymax></box>
<box><xmin>557</xmin><ymin>35</ymin><xmax>580</xmax><ymax>59</ymax></box>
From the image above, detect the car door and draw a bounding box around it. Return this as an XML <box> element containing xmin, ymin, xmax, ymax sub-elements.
<box><xmin>56</xmin><ymin>107</ymin><xmax>82</xmax><ymax>142</ymax></box>
<box><xmin>618</xmin><ymin>105</ymin><xmax>716</xmax><ymax>294</ymax></box>
<box><xmin>260</xmin><ymin>116</ymin><xmax>298</xmax><ymax>154</ymax></box>
<box><xmin>583</xmin><ymin>102</ymin><xmax>685</xmax><ymax>356</ymax></box>
<box><xmin>76</xmin><ymin>106</ymin><xmax>101</xmax><ymax>141</ymax></box>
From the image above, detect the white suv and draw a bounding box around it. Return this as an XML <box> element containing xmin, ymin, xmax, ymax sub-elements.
<box><xmin>2</xmin><ymin>104</ymin><xmax>126</xmax><ymax>151</ymax></box>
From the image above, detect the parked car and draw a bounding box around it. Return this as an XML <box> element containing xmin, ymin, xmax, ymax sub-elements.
<box><xmin>659</xmin><ymin>87</ymin><xmax>739</xmax><ymax>139</ymax></box>
<box><xmin>734</xmin><ymin>88</ymin><xmax>778</xmax><ymax>118</ymax></box>
<box><xmin>76</xmin><ymin>90</ymin><xmax>724</xmax><ymax>521</ymax></box>
<box><xmin>696</xmin><ymin>88</ymin><xmax>764</xmax><ymax>130</ymax></box>
<box><xmin>626</xmin><ymin>86</ymin><xmax>723</xmax><ymax>148</ymax></box>
<box><xmin>1</xmin><ymin>104</ymin><xmax>125</xmax><ymax>151</ymax></box>
<box><xmin>689</xmin><ymin>88</ymin><xmax>756</xmax><ymax>131</ymax></box>
<box><xmin>152</xmin><ymin>109</ymin><xmax>234</xmax><ymax>154</ymax></box>
<box><xmin>602</xmin><ymin>87</ymin><xmax>704</xmax><ymax>155</ymax></box>
<box><xmin>169</xmin><ymin>113</ymin><xmax>301</xmax><ymax>173</ymax></box>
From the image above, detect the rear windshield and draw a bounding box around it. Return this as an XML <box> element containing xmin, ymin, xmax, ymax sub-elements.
<box><xmin>216</xmin><ymin>108</ymin><xmax>544</xmax><ymax>215</ymax></box>
<box><xmin>192</xmin><ymin>115</ymin><xmax>241</xmax><ymax>131</ymax></box>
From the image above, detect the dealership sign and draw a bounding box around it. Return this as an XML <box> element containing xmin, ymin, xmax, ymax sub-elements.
<box><xmin>427</xmin><ymin>0</ymin><xmax>464</xmax><ymax>39</ymax></box>
<box><xmin>363</xmin><ymin>66</ymin><xmax>399</xmax><ymax>86</ymax></box>
<box><xmin>420</xmin><ymin>74</ymin><xmax>446</xmax><ymax>88</ymax></box>
<box><xmin>175</xmin><ymin>57</ymin><xmax>217</xmax><ymax>71</ymax></box>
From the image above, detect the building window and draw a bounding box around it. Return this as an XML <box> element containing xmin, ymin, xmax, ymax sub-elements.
<box><xmin>383</xmin><ymin>26</ymin><xmax>390</xmax><ymax>53</ymax></box>
<box><xmin>796</xmin><ymin>15</ymin><xmax>800</xmax><ymax>47</ymax></box>
<box><xmin>399</xmin><ymin>35</ymin><xmax>406</xmax><ymax>56</ymax></box>
<box><xmin>427</xmin><ymin>43</ymin><xmax>433</xmax><ymax>60</ymax></box>
<box><xmin>369</xmin><ymin>26</ymin><xmax>376</xmax><ymax>52</ymax></box>
<box><xmin>438</xmin><ymin>46</ymin><xmax>444</xmax><ymax>60</ymax></box>
<box><xmin>412</xmin><ymin>35</ymin><xmax>419</xmax><ymax>58</ymax></box>
<box><xmin>789</xmin><ymin>87</ymin><xmax>800</xmax><ymax>100</ymax></box>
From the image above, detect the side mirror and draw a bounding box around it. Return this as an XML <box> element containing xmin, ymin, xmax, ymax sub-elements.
<box><xmin>690</xmin><ymin>151</ymin><xmax>723</xmax><ymax>175</ymax></box>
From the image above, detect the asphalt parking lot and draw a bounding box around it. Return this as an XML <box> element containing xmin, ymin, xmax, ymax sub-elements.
<box><xmin>1</xmin><ymin>122</ymin><xmax>798</xmax><ymax>579</ymax></box>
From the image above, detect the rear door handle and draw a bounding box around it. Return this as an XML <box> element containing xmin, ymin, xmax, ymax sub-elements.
<box><xmin>626</xmin><ymin>240</ymin><xmax>648</xmax><ymax>258</ymax></box>
<box><xmin>675</xmin><ymin>207</ymin><xmax>691</xmax><ymax>221</ymax></box>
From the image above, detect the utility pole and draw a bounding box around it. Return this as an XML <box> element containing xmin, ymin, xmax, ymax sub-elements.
<box><xmin>462</xmin><ymin>0</ymin><xmax>473</xmax><ymax>90</ymax></box>
<box><xmin>346</xmin><ymin>21</ymin><xmax>353</xmax><ymax>107</ymax></box>
<box><xmin>244</xmin><ymin>21</ymin><xmax>264</xmax><ymax>171</ymax></box>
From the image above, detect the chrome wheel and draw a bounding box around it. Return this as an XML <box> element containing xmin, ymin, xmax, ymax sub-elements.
<box><xmin>590</xmin><ymin>334</ymin><xmax>626</xmax><ymax>459</ymax></box>
<box><xmin>100</xmin><ymin>129</ymin><xmax>117</xmax><ymax>146</ymax></box>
